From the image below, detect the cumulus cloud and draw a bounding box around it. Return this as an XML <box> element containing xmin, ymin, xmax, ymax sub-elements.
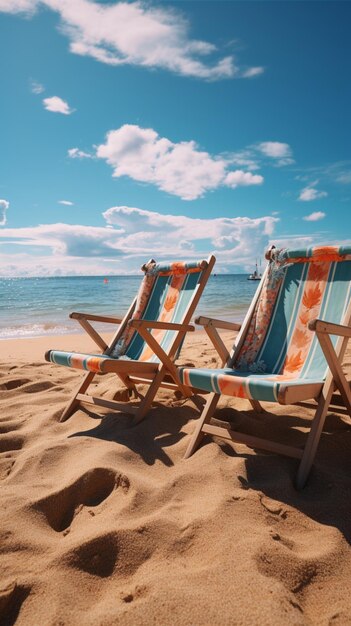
<box><xmin>298</xmin><ymin>184</ymin><xmax>328</xmax><ymax>202</ymax></box>
<box><xmin>68</xmin><ymin>147</ymin><xmax>92</xmax><ymax>159</ymax></box>
<box><xmin>228</xmin><ymin>142</ymin><xmax>294</xmax><ymax>171</ymax></box>
<box><xmin>0</xmin><ymin>0</ymin><xmax>263</xmax><ymax>81</ymax></box>
<box><xmin>302</xmin><ymin>211</ymin><xmax>326</xmax><ymax>222</ymax></box>
<box><xmin>102</xmin><ymin>206</ymin><xmax>278</xmax><ymax>266</ymax></box>
<box><xmin>96</xmin><ymin>124</ymin><xmax>263</xmax><ymax>200</ymax></box>
<box><xmin>0</xmin><ymin>199</ymin><xmax>9</xmax><ymax>226</ymax></box>
<box><xmin>43</xmin><ymin>96</ymin><xmax>73</xmax><ymax>115</ymax></box>
<box><xmin>224</xmin><ymin>170</ymin><xmax>263</xmax><ymax>188</ymax></box>
<box><xmin>0</xmin><ymin>223</ymin><xmax>124</xmax><ymax>257</ymax></box>
<box><xmin>0</xmin><ymin>205</ymin><xmax>279</xmax><ymax>275</ymax></box>
<box><xmin>257</xmin><ymin>141</ymin><xmax>294</xmax><ymax>166</ymax></box>
<box><xmin>58</xmin><ymin>200</ymin><xmax>74</xmax><ymax>205</ymax></box>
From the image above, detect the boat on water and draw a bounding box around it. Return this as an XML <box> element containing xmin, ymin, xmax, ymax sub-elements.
<box><xmin>247</xmin><ymin>261</ymin><xmax>262</xmax><ymax>281</ymax></box>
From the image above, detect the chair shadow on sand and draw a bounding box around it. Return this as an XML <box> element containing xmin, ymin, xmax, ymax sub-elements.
<box><xmin>68</xmin><ymin>398</ymin><xmax>205</xmax><ymax>468</ymax></box>
<box><xmin>211</xmin><ymin>404</ymin><xmax>351</xmax><ymax>544</ymax></box>
<box><xmin>68</xmin><ymin>395</ymin><xmax>351</xmax><ymax>541</ymax></box>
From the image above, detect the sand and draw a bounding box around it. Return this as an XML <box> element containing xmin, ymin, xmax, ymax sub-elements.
<box><xmin>1</xmin><ymin>330</ymin><xmax>351</xmax><ymax>626</ymax></box>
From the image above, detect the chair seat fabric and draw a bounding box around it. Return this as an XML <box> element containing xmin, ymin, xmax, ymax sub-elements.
<box><xmin>47</xmin><ymin>350</ymin><xmax>125</xmax><ymax>373</ymax></box>
<box><xmin>179</xmin><ymin>367</ymin><xmax>324</xmax><ymax>403</ymax></box>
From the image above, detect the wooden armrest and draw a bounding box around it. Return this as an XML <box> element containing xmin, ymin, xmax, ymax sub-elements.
<box><xmin>195</xmin><ymin>316</ymin><xmax>241</xmax><ymax>331</ymax></box>
<box><xmin>129</xmin><ymin>320</ymin><xmax>195</xmax><ymax>332</ymax></box>
<box><xmin>309</xmin><ymin>319</ymin><xmax>351</xmax><ymax>338</ymax></box>
<box><xmin>70</xmin><ymin>312</ymin><xmax>122</xmax><ymax>324</ymax></box>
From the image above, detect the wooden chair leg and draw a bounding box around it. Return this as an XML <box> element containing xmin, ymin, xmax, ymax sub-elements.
<box><xmin>60</xmin><ymin>371</ymin><xmax>96</xmax><ymax>422</ymax></box>
<box><xmin>184</xmin><ymin>393</ymin><xmax>220</xmax><ymax>459</ymax></box>
<box><xmin>249</xmin><ymin>399</ymin><xmax>264</xmax><ymax>413</ymax></box>
<box><xmin>295</xmin><ymin>385</ymin><xmax>334</xmax><ymax>489</ymax></box>
<box><xmin>117</xmin><ymin>374</ymin><xmax>139</xmax><ymax>399</ymax></box>
<box><xmin>132</xmin><ymin>368</ymin><xmax>166</xmax><ymax>424</ymax></box>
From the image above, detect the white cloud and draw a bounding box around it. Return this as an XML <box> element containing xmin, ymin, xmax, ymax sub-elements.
<box><xmin>228</xmin><ymin>142</ymin><xmax>294</xmax><ymax>171</ymax></box>
<box><xmin>257</xmin><ymin>141</ymin><xmax>294</xmax><ymax>166</ymax></box>
<box><xmin>0</xmin><ymin>199</ymin><xmax>9</xmax><ymax>226</ymax></box>
<box><xmin>224</xmin><ymin>170</ymin><xmax>263</xmax><ymax>188</ymax></box>
<box><xmin>43</xmin><ymin>96</ymin><xmax>73</xmax><ymax>115</ymax></box>
<box><xmin>242</xmin><ymin>67</ymin><xmax>265</xmax><ymax>78</ymax></box>
<box><xmin>68</xmin><ymin>147</ymin><xmax>92</xmax><ymax>159</ymax></box>
<box><xmin>96</xmin><ymin>124</ymin><xmax>263</xmax><ymax>200</ymax></box>
<box><xmin>294</xmin><ymin>162</ymin><xmax>351</xmax><ymax>186</ymax></box>
<box><xmin>0</xmin><ymin>0</ymin><xmax>263</xmax><ymax>81</ymax></box>
<box><xmin>58</xmin><ymin>200</ymin><xmax>74</xmax><ymax>205</ymax></box>
<box><xmin>0</xmin><ymin>223</ymin><xmax>124</xmax><ymax>257</ymax></box>
<box><xmin>102</xmin><ymin>206</ymin><xmax>278</xmax><ymax>266</ymax></box>
<box><xmin>302</xmin><ymin>211</ymin><xmax>326</xmax><ymax>222</ymax></box>
<box><xmin>298</xmin><ymin>184</ymin><xmax>328</xmax><ymax>202</ymax></box>
<box><xmin>0</xmin><ymin>206</ymin><xmax>279</xmax><ymax>275</ymax></box>
<box><xmin>30</xmin><ymin>79</ymin><xmax>44</xmax><ymax>94</ymax></box>
<box><xmin>0</xmin><ymin>0</ymin><xmax>38</xmax><ymax>12</ymax></box>
<box><xmin>336</xmin><ymin>171</ymin><xmax>351</xmax><ymax>184</ymax></box>
<box><xmin>226</xmin><ymin>150</ymin><xmax>260</xmax><ymax>172</ymax></box>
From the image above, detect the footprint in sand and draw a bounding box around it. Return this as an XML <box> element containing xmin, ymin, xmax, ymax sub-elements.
<box><xmin>260</xmin><ymin>495</ymin><xmax>288</xmax><ymax>519</ymax></box>
<box><xmin>32</xmin><ymin>467</ymin><xmax>129</xmax><ymax>533</ymax></box>
<box><xmin>0</xmin><ymin>580</ymin><xmax>31</xmax><ymax>626</ymax></box>
<box><xmin>0</xmin><ymin>378</ymin><xmax>56</xmax><ymax>394</ymax></box>
<box><xmin>0</xmin><ymin>457</ymin><xmax>16</xmax><ymax>481</ymax></box>
<box><xmin>0</xmin><ymin>428</ymin><xmax>24</xmax><ymax>480</ymax></box>
<box><xmin>66</xmin><ymin>532</ymin><xmax>119</xmax><ymax>578</ymax></box>
<box><xmin>256</xmin><ymin>541</ymin><xmax>317</xmax><ymax>597</ymax></box>
<box><xmin>22</xmin><ymin>381</ymin><xmax>56</xmax><ymax>394</ymax></box>
<box><xmin>0</xmin><ymin>420</ymin><xmax>21</xmax><ymax>434</ymax></box>
<box><xmin>60</xmin><ymin>528</ymin><xmax>152</xmax><ymax>579</ymax></box>
<box><xmin>0</xmin><ymin>378</ymin><xmax>30</xmax><ymax>391</ymax></box>
<box><xmin>0</xmin><ymin>435</ymin><xmax>24</xmax><ymax>454</ymax></box>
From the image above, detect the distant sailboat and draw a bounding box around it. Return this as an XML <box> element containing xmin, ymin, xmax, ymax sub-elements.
<box><xmin>247</xmin><ymin>260</ymin><xmax>262</xmax><ymax>281</ymax></box>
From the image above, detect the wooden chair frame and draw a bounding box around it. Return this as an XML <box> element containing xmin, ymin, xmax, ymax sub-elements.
<box><xmin>184</xmin><ymin>269</ymin><xmax>351</xmax><ymax>489</ymax></box>
<box><xmin>56</xmin><ymin>255</ymin><xmax>216</xmax><ymax>424</ymax></box>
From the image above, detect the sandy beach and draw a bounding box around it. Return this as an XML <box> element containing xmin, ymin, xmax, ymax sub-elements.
<box><xmin>1</xmin><ymin>329</ymin><xmax>351</xmax><ymax>625</ymax></box>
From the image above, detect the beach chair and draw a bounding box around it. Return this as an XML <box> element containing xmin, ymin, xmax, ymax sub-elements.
<box><xmin>45</xmin><ymin>256</ymin><xmax>215</xmax><ymax>423</ymax></box>
<box><xmin>179</xmin><ymin>245</ymin><xmax>351</xmax><ymax>488</ymax></box>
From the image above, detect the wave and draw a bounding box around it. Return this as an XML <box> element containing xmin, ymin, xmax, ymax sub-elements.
<box><xmin>0</xmin><ymin>323</ymin><xmax>73</xmax><ymax>340</ymax></box>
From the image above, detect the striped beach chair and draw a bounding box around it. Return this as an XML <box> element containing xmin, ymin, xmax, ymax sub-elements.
<box><xmin>179</xmin><ymin>245</ymin><xmax>351</xmax><ymax>488</ymax></box>
<box><xmin>45</xmin><ymin>256</ymin><xmax>215</xmax><ymax>423</ymax></box>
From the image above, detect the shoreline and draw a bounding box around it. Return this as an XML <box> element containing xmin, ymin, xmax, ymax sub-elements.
<box><xmin>0</xmin><ymin>328</ymin><xmax>212</xmax><ymax>361</ymax></box>
<box><xmin>0</xmin><ymin>331</ymin><xmax>112</xmax><ymax>362</ymax></box>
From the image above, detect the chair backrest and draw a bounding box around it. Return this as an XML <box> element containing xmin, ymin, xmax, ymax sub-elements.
<box><xmin>110</xmin><ymin>256</ymin><xmax>215</xmax><ymax>363</ymax></box>
<box><xmin>232</xmin><ymin>245</ymin><xmax>351</xmax><ymax>380</ymax></box>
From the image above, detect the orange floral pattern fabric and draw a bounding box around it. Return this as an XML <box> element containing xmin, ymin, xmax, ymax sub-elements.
<box><xmin>233</xmin><ymin>255</ymin><xmax>286</xmax><ymax>371</ymax></box>
<box><xmin>281</xmin><ymin>261</ymin><xmax>329</xmax><ymax>376</ymax></box>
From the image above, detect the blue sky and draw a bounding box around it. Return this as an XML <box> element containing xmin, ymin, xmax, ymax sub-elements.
<box><xmin>0</xmin><ymin>0</ymin><xmax>350</xmax><ymax>276</ymax></box>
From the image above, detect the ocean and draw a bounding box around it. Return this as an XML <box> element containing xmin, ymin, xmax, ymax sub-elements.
<box><xmin>0</xmin><ymin>274</ymin><xmax>260</xmax><ymax>340</ymax></box>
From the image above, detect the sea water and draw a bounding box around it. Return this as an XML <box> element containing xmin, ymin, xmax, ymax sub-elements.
<box><xmin>0</xmin><ymin>275</ymin><xmax>260</xmax><ymax>340</ymax></box>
